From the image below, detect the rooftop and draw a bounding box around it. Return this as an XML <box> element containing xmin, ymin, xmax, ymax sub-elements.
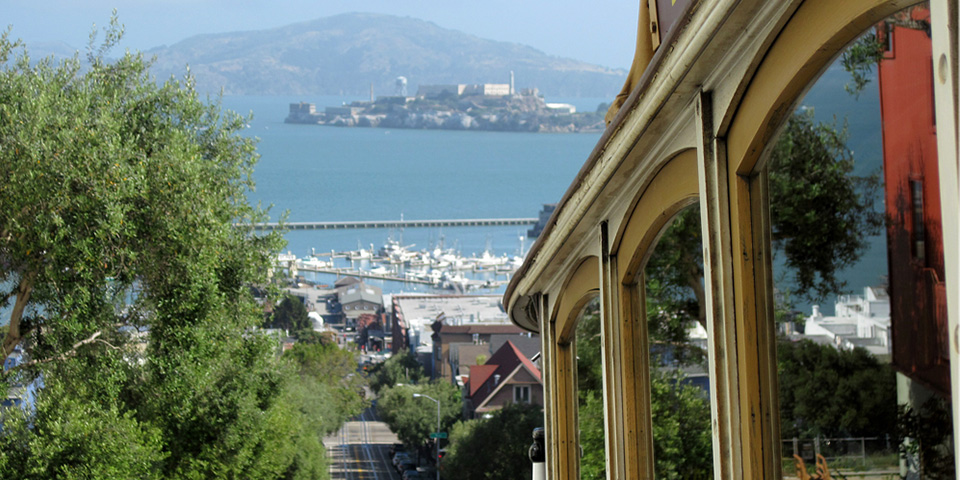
<box><xmin>393</xmin><ymin>294</ymin><xmax>508</xmax><ymax>324</ymax></box>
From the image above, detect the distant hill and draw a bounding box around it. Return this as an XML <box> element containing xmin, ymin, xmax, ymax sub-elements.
<box><xmin>145</xmin><ymin>13</ymin><xmax>627</xmax><ymax>98</ymax></box>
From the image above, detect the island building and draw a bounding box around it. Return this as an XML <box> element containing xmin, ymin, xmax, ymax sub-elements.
<box><xmin>545</xmin><ymin>103</ymin><xmax>577</xmax><ymax>114</ymax></box>
<box><xmin>324</xmin><ymin>105</ymin><xmax>365</xmax><ymax>117</ymax></box>
<box><xmin>285</xmin><ymin>102</ymin><xmax>323</xmax><ymax>124</ymax></box>
<box><xmin>416</xmin><ymin>83</ymin><xmax>511</xmax><ymax>99</ymax></box>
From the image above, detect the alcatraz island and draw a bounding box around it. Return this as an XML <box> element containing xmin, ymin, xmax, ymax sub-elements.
<box><xmin>285</xmin><ymin>74</ymin><xmax>607</xmax><ymax>133</ymax></box>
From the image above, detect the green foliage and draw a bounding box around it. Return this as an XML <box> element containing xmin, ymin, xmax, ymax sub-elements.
<box><xmin>0</xmin><ymin>376</ymin><xmax>166</xmax><ymax>479</ymax></box>
<box><xmin>575</xmin><ymin>301</ymin><xmax>608</xmax><ymax>480</ymax></box>
<box><xmin>376</xmin><ymin>381</ymin><xmax>462</xmax><ymax>450</ymax></box>
<box><xmin>575</xmin><ymin>302</ymin><xmax>713</xmax><ymax>479</ymax></box>
<box><xmin>267</xmin><ymin>294</ymin><xmax>311</xmax><ymax>333</ymax></box>
<box><xmin>284</xmin><ymin>341</ymin><xmax>368</xmax><ymax>434</ymax></box>
<box><xmin>897</xmin><ymin>397</ymin><xmax>956</xmax><ymax>479</ymax></box>
<box><xmin>575</xmin><ymin>298</ymin><xmax>603</xmax><ymax>394</ymax></box>
<box><xmin>644</xmin><ymin>209</ymin><xmax>709</xmax><ymax>365</ymax></box>
<box><xmin>778</xmin><ymin>338</ymin><xmax>897</xmax><ymax>438</ymax></box>
<box><xmin>768</xmin><ymin>109</ymin><xmax>883</xmax><ymax>301</ymax></box>
<box><xmin>294</xmin><ymin>329</ymin><xmax>336</xmax><ymax>345</ymax></box>
<box><xmin>648</xmin><ymin>368</ymin><xmax>713</xmax><ymax>480</ymax></box>
<box><xmin>644</xmin><ymin>108</ymin><xmax>882</xmax><ymax>327</ymax></box>
<box><xmin>279</xmin><ymin>380</ymin><xmax>331</xmax><ymax>480</ymax></box>
<box><xmin>0</xmin><ymin>19</ymin><xmax>346</xmax><ymax>479</ymax></box>
<box><xmin>443</xmin><ymin>402</ymin><xmax>543</xmax><ymax>480</ymax></box>
<box><xmin>576</xmin><ymin>367</ymin><xmax>713</xmax><ymax>479</ymax></box>
<box><xmin>840</xmin><ymin>33</ymin><xmax>885</xmax><ymax>97</ymax></box>
<box><xmin>368</xmin><ymin>350</ymin><xmax>426</xmax><ymax>394</ymax></box>
<box><xmin>577</xmin><ymin>390</ymin><xmax>606</xmax><ymax>480</ymax></box>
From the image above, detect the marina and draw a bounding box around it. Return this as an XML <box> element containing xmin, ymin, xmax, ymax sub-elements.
<box><xmin>277</xmin><ymin>236</ymin><xmax>524</xmax><ymax>293</ymax></box>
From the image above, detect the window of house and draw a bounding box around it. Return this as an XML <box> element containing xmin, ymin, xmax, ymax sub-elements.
<box><xmin>910</xmin><ymin>179</ymin><xmax>926</xmax><ymax>262</ymax></box>
<box><xmin>883</xmin><ymin>21</ymin><xmax>894</xmax><ymax>53</ymax></box>
<box><xmin>514</xmin><ymin>385</ymin><xmax>530</xmax><ymax>403</ymax></box>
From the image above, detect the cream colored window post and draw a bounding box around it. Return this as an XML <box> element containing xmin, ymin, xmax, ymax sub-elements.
<box><xmin>697</xmin><ymin>90</ymin><xmax>782</xmax><ymax>479</ymax></box>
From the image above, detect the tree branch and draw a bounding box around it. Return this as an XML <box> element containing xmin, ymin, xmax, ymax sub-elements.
<box><xmin>3</xmin><ymin>270</ymin><xmax>36</xmax><ymax>359</ymax></box>
<box><xmin>10</xmin><ymin>331</ymin><xmax>105</xmax><ymax>370</ymax></box>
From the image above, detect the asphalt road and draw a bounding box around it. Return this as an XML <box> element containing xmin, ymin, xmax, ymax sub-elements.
<box><xmin>324</xmin><ymin>405</ymin><xmax>404</xmax><ymax>480</ymax></box>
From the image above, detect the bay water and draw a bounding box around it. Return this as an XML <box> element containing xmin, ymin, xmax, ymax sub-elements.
<box><xmin>223</xmin><ymin>66</ymin><xmax>887</xmax><ymax>309</ymax></box>
<box><xmin>221</xmin><ymin>95</ymin><xmax>604</xmax><ymax>294</ymax></box>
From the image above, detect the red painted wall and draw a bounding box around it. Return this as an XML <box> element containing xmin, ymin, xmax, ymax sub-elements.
<box><xmin>878</xmin><ymin>7</ymin><xmax>950</xmax><ymax>397</ymax></box>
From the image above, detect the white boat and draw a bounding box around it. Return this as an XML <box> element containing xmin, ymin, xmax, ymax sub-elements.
<box><xmin>368</xmin><ymin>265</ymin><xmax>391</xmax><ymax>276</ymax></box>
<box><xmin>297</xmin><ymin>257</ymin><xmax>332</xmax><ymax>270</ymax></box>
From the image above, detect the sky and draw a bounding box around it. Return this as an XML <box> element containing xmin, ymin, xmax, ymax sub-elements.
<box><xmin>5</xmin><ymin>0</ymin><xmax>639</xmax><ymax>70</ymax></box>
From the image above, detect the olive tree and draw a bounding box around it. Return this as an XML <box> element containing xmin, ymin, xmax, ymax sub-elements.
<box><xmin>0</xmin><ymin>19</ymin><xmax>320</xmax><ymax>478</ymax></box>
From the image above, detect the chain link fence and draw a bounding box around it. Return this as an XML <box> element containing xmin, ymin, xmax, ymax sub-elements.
<box><xmin>784</xmin><ymin>436</ymin><xmax>899</xmax><ymax>471</ymax></box>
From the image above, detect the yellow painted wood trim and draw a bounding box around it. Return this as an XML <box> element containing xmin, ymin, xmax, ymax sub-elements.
<box><xmin>553</xmin><ymin>256</ymin><xmax>601</xmax><ymax>344</ymax></box>
<box><xmin>621</xmin><ymin>281</ymin><xmax>655</xmax><ymax>479</ymax></box>
<box><xmin>599</xmin><ymin>223</ymin><xmax>626</xmax><ymax>480</ymax></box>
<box><xmin>697</xmin><ymin>91</ymin><xmax>743</xmax><ymax>479</ymax></box>
<box><xmin>555</xmin><ymin>341</ymin><xmax>579</xmax><ymax>478</ymax></box>
<box><xmin>727</xmin><ymin>0</ymin><xmax>916</xmax><ymax>175</ymax></box>
<box><xmin>725</xmin><ymin>170</ymin><xmax>781</xmax><ymax>478</ymax></box>
<box><xmin>616</xmin><ymin>149</ymin><xmax>700</xmax><ymax>284</ymax></box>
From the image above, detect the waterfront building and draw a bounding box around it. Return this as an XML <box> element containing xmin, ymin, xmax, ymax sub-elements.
<box><xmin>389</xmin><ymin>294</ymin><xmax>513</xmax><ymax>375</ymax></box>
<box><xmin>338</xmin><ymin>282</ymin><xmax>383</xmax><ymax>321</ymax></box>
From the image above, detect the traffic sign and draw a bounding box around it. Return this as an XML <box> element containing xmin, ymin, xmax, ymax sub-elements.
<box><xmin>429</xmin><ymin>432</ymin><xmax>448</xmax><ymax>439</ymax></box>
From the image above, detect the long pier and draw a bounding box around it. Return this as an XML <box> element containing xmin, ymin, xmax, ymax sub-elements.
<box><xmin>245</xmin><ymin>217</ymin><xmax>538</xmax><ymax>231</ymax></box>
<box><xmin>297</xmin><ymin>265</ymin><xmax>436</xmax><ymax>285</ymax></box>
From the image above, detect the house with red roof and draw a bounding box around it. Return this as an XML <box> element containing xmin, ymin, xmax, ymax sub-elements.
<box><xmin>431</xmin><ymin>323</ymin><xmax>527</xmax><ymax>381</ymax></box>
<box><xmin>464</xmin><ymin>340</ymin><xmax>543</xmax><ymax>419</ymax></box>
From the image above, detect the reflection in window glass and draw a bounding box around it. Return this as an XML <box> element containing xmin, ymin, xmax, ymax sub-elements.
<box><xmin>574</xmin><ymin>297</ymin><xmax>605</xmax><ymax>480</ymax></box>
<box><xmin>772</xmin><ymin>8</ymin><xmax>945</xmax><ymax>475</ymax></box>
<box><xmin>644</xmin><ymin>206</ymin><xmax>713</xmax><ymax>479</ymax></box>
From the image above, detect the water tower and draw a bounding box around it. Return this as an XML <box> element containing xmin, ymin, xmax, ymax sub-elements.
<box><xmin>395</xmin><ymin>76</ymin><xmax>408</xmax><ymax>97</ymax></box>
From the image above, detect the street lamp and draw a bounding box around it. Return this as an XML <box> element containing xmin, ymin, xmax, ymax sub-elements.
<box><xmin>413</xmin><ymin>393</ymin><xmax>441</xmax><ymax>480</ymax></box>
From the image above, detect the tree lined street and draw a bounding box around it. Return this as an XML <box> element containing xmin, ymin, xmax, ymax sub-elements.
<box><xmin>324</xmin><ymin>403</ymin><xmax>402</xmax><ymax>480</ymax></box>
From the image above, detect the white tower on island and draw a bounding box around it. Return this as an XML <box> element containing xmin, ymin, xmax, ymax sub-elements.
<box><xmin>510</xmin><ymin>71</ymin><xmax>515</xmax><ymax>95</ymax></box>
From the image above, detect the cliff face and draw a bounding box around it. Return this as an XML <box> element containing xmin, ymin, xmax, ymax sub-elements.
<box><xmin>147</xmin><ymin>13</ymin><xmax>627</xmax><ymax>98</ymax></box>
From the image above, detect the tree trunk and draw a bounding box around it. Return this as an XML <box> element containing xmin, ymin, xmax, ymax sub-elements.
<box><xmin>3</xmin><ymin>271</ymin><xmax>36</xmax><ymax>359</ymax></box>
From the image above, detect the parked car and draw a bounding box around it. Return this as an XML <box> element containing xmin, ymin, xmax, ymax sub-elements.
<box><xmin>389</xmin><ymin>443</ymin><xmax>404</xmax><ymax>457</ymax></box>
<box><xmin>392</xmin><ymin>452</ymin><xmax>411</xmax><ymax>470</ymax></box>
<box><xmin>402</xmin><ymin>469</ymin><xmax>422</xmax><ymax>480</ymax></box>
<box><xmin>397</xmin><ymin>460</ymin><xmax>418</xmax><ymax>474</ymax></box>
